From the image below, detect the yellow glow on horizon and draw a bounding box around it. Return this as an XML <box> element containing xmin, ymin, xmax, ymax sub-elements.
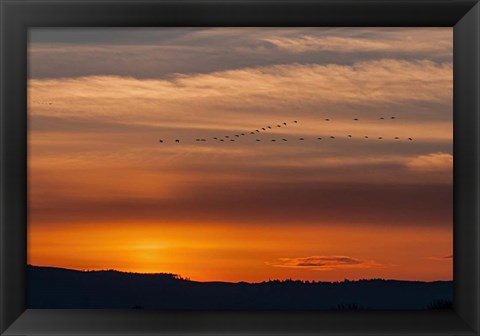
<box><xmin>28</xmin><ymin>221</ymin><xmax>452</xmax><ymax>282</ymax></box>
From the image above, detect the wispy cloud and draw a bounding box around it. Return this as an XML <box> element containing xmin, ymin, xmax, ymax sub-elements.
<box><xmin>405</xmin><ymin>152</ymin><xmax>453</xmax><ymax>172</ymax></box>
<box><xmin>268</xmin><ymin>255</ymin><xmax>387</xmax><ymax>271</ymax></box>
<box><xmin>29</xmin><ymin>28</ymin><xmax>451</xmax><ymax>80</ymax></box>
<box><xmin>36</xmin><ymin>59</ymin><xmax>451</xmax><ymax>104</ymax></box>
<box><xmin>427</xmin><ymin>254</ymin><xmax>453</xmax><ymax>261</ymax></box>
<box><xmin>29</xmin><ymin>59</ymin><xmax>452</xmax><ymax>131</ymax></box>
<box><xmin>263</xmin><ymin>31</ymin><xmax>451</xmax><ymax>55</ymax></box>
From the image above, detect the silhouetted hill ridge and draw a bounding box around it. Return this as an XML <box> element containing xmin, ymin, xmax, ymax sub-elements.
<box><xmin>28</xmin><ymin>265</ymin><xmax>452</xmax><ymax>309</ymax></box>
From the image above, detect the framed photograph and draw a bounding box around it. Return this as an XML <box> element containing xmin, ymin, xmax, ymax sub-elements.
<box><xmin>1</xmin><ymin>0</ymin><xmax>479</xmax><ymax>335</ymax></box>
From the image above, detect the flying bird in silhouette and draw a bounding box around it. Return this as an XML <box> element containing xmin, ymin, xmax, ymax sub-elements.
<box><xmin>213</xmin><ymin>137</ymin><xmax>218</xmax><ymax>140</ymax></box>
<box><xmin>235</xmin><ymin>135</ymin><xmax>240</xmax><ymax>137</ymax></box>
<box><xmin>378</xmin><ymin>137</ymin><xmax>383</xmax><ymax>139</ymax></box>
<box><xmin>271</xmin><ymin>139</ymin><xmax>276</xmax><ymax>142</ymax></box>
<box><xmin>348</xmin><ymin>135</ymin><xmax>352</xmax><ymax>137</ymax></box>
<box><xmin>159</xmin><ymin>140</ymin><xmax>163</xmax><ymax>143</ymax></box>
<box><xmin>380</xmin><ymin>117</ymin><xmax>385</xmax><ymax>120</ymax></box>
<box><xmin>277</xmin><ymin>125</ymin><xmax>281</xmax><ymax>127</ymax></box>
<box><xmin>267</xmin><ymin>126</ymin><xmax>271</xmax><ymax>129</ymax></box>
<box><xmin>391</xmin><ymin>117</ymin><xmax>396</xmax><ymax>119</ymax></box>
<box><xmin>325</xmin><ymin>119</ymin><xmax>330</xmax><ymax>121</ymax></box>
<box><xmin>230</xmin><ymin>139</ymin><xmax>235</xmax><ymax>142</ymax></box>
<box><xmin>282</xmin><ymin>139</ymin><xmax>287</xmax><ymax>141</ymax></box>
<box><xmin>394</xmin><ymin>137</ymin><xmax>399</xmax><ymax>139</ymax></box>
<box><xmin>299</xmin><ymin>138</ymin><xmax>305</xmax><ymax>140</ymax></box>
<box><xmin>220</xmin><ymin>139</ymin><xmax>224</xmax><ymax>142</ymax></box>
<box><xmin>317</xmin><ymin>137</ymin><xmax>322</xmax><ymax>140</ymax></box>
<box><xmin>330</xmin><ymin>136</ymin><xmax>335</xmax><ymax>139</ymax></box>
<box><xmin>201</xmin><ymin>139</ymin><xmax>206</xmax><ymax>141</ymax></box>
<box><xmin>225</xmin><ymin>136</ymin><xmax>230</xmax><ymax>138</ymax></box>
<box><xmin>283</xmin><ymin>122</ymin><xmax>287</xmax><ymax>125</ymax></box>
<box><xmin>256</xmin><ymin>139</ymin><xmax>261</xmax><ymax>142</ymax></box>
<box><xmin>364</xmin><ymin>136</ymin><xmax>369</xmax><ymax>138</ymax></box>
<box><xmin>262</xmin><ymin>128</ymin><xmax>266</xmax><ymax>131</ymax></box>
<box><xmin>256</xmin><ymin>130</ymin><xmax>260</xmax><ymax>132</ymax></box>
<box><xmin>293</xmin><ymin>121</ymin><xmax>298</xmax><ymax>123</ymax></box>
<box><xmin>175</xmin><ymin>139</ymin><xmax>180</xmax><ymax>143</ymax></box>
<box><xmin>353</xmin><ymin>118</ymin><xmax>358</xmax><ymax>121</ymax></box>
<box><xmin>241</xmin><ymin>133</ymin><xmax>245</xmax><ymax>136</ymax></box>
<box><xmin>408</xmin><ymin>137</ymin><xmax>413</xmax><ymax>141</ymax></box>
<box><xmin>250</xmin><ymin>132</ymin><xmax>255</xmax><ymax>134</ymax></box>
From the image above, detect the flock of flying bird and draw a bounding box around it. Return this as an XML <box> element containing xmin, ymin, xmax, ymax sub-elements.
<box><xmin>158</xmin><ymin>117</ymin><xmax>414</xmax><ymax>144</ymax></box>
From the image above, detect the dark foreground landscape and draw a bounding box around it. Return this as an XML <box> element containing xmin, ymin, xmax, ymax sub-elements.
<box><xmin>28</xmin><ymin>265</ymin><xmax>452</xmax><ymax>309</ymax></box>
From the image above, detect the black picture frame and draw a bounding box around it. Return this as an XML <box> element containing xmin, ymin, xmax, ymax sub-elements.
<box><xmin>1</xmin><ymin>0</ymin><xmax>479</xmax><ymax>335</ymax></box>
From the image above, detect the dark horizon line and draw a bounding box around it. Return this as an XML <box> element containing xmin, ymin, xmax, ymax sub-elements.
<box><xmin>27</xmin><ymin>264</ymin><xmax>453</xmax><ymax>284</ymax></box>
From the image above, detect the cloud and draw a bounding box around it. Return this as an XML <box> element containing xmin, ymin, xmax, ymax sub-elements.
<box><xmin>29</xmin><ymin>59</ymin><xmax>451</xmax><ymax>103</ymax></box>
<box><xmin>263</xmin><ymin>31</ymin><xmax>451</xmax><ymax>55</ymax></box>
<box><xmin>405</xmin><ymin>153</ymin><xmax>453</xmax><ymax>172</ymax></box>
<box><xmin>427</xmin><ymin>254</ymin><xmax>453</xmax><ymax>261</ymax></box>
<box><xmin>29</xmin><ymin>59</ymin><xmax>452</xmax><ymax>129</ymax></box>
<box><xmin>29</xmin><ymin>178</ymin><xmax>453</xmax><ymax>227</ymax></box>
<box><xmin>29</xmin><ymin>28</ymin><xmax>451</xmax><ymax>79</ymax></box>
<box><xmin>268</xmin><ymin>255</ymin><xmax>386</xmax><ymax>271</ymax></box>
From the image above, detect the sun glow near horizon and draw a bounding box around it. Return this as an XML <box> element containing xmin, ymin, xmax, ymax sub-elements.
<box><xmin>28</xmin><ymin>220</ymin><xmax>452</xmax><ymax>282</ymax></box>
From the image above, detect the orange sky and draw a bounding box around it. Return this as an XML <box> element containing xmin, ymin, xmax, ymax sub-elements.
<box><xmin>27</xmin><ymin>28</ymin><xmax>453</xmax><ymax>282</ymax></box>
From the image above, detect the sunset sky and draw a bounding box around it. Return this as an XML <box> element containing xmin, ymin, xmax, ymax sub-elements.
<box><xmin>27</xmin><ymin>28</ymin><xmax>453</xmax><ymax>282</ymax></box>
